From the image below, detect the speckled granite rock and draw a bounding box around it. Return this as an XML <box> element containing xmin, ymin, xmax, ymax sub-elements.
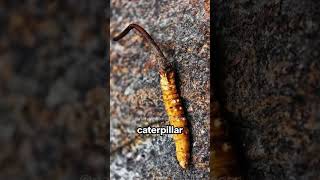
<box><xmin>110</xmin><ymin>0</ymin><xmax>210</xmax><ymax>179</ymax></box>
<box><xmin>213</xmin><ymin>0</ymin><xmax>320</xmax><ymax>179</ymax></box>
<box><xmin>0</xmin><ymin>1</ymin><xmax>107</xmax><ymax>180</ymax></box>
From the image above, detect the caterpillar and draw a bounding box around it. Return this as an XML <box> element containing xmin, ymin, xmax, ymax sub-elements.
<box><xmin>210</xmin><ymin>102</ymin><xmax>243</xmax><ymax>179</ymax></box>
<box><xmin>113</xmin><ymin>24</ymin><xmax>190</xmax><ymax>169</ymax></box>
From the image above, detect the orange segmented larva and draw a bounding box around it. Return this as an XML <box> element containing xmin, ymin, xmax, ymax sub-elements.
<box><xmin>113</xmin><ymin>24</ymin><xmax>190</xmax><ymax>168</ymax></box>
<box><xmin>160</xmin><ymin>70</ymin><xmax>190</xmax><ymax>168</ymax></box>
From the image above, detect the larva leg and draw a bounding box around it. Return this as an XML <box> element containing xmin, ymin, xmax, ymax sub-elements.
<box><xmin>160</xmin><ymin>71</ymin><xmax>190</xmax><ymax>169</ymax></box>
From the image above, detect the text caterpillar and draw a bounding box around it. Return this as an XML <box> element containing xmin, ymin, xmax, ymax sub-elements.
<box><xmin>113</xmin><ymin>24</ymin><xmax>190</xmax><ymax>168</ymax></box>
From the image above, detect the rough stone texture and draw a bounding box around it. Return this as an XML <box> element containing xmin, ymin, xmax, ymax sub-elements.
<box><xmin>110</xmin><ymin>0</ymin><xmax>210</xmax><ymax>179</ymax></box>
<box><xmin>0</xmin><ymin>1</ymin><xmax>107</xmax><ymax>180</ymax></box>
<box><xmin>213</xmin><ymin>0</ymin><xmax>320</xmax><ymax>179</ymax></box>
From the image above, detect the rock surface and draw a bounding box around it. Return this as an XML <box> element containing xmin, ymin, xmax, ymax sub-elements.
<box><xmin>0</xmin><ymin>1</ymin><xmax>107</xmax><ymax>180</ymax></box>
<box><xmin>110</xmin><ymin>0</ymin><xmax>210</xmax><ymax>179</ymax></box>
<box><xmin>213</xmin><ymin>0</ymin><xmax>320</xmax><ymax>179</ymax></box>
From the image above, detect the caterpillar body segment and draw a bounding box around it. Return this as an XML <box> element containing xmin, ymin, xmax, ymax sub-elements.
<box><xmin>113</xmin><ymin>24</ymin><xmax>190</xmax><ymax>168</ymax></box>
<box><xmin>160</xmin><ymin>70</ymin><xmax>190</xmax><ymax>168</ymax></box>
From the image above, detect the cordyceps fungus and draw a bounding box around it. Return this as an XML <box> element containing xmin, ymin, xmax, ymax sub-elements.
<box><xmin>113</xmin><ymin>23</ymin><xmax>190</xmax><ymax>168</ymax></box>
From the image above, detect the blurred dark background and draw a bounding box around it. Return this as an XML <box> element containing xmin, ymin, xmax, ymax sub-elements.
<box><xmin>213</xmin><ymin>0</ymin><xmax>320</xmax><ymax>179</ymax></box>
<box><xmin>0</xmin><ymin>1</ymin><xmax>108</xmax><ymax>179</ymax></box>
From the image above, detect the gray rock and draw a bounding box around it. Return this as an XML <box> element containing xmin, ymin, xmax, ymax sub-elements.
<box><xmin>110</xmin><ymin>0</ymin><xmax>210</xmax><ymax>178</ymax></box>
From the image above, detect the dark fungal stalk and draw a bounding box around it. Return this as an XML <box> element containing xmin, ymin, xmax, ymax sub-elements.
<box><xmin>113</xmin><ymin>23</ymin><xmax>169</xmax><ymax>72</ymax></box>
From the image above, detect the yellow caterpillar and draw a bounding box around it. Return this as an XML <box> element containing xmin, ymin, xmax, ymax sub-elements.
<box><xmin>160</xmin><ymin>70</ymin><xmax>190</xmax><ymax>168</ymax></box>
<box><xmin>113</xmin><ymin>24</ymin><xmax>190</xmax><ymax>168</ymax></box>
